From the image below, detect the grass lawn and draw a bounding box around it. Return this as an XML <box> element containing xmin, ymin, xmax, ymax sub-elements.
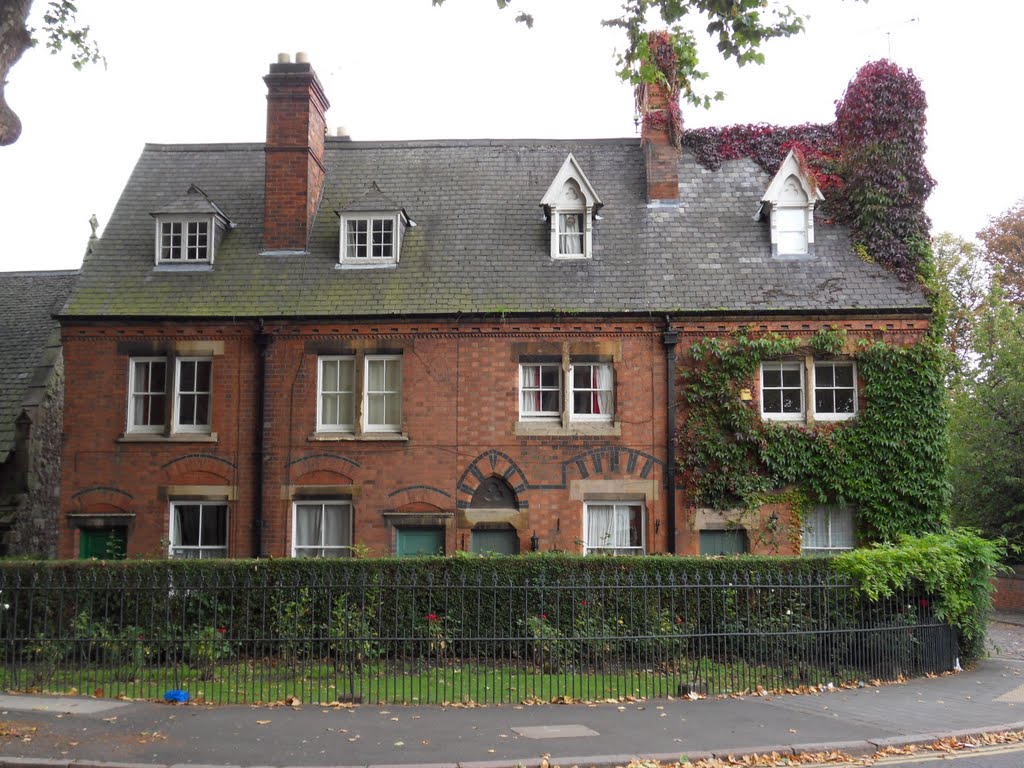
<box><xmin>0</xmin><ymin>654</ymin><xmax>843</xmax><ymax>705</ymax></box>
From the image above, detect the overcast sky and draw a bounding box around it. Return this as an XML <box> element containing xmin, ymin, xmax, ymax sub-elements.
<box><xmin>1</xmin><ymin>0</ymin><xmax>1018</xmax><ymax>272</ymax></box>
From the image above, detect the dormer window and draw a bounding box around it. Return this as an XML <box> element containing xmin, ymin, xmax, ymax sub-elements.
<box><xmin>160</xmin><ymin>219</ymin><xmax>210</xmax><ymax>262</ymax></box>
<box><xmin>151</xmin><ymin>185</ymin><xmax>232</xmax><ymax>267</ymax></box>
<box><xmin>344</xmin><ymin>215</ymin><xmax>397</xmax><ymax>261</ymax></box>
<box><xmin>541</xmin><ymin>155</ymin><xmax>602</xmax><ymax>260</ymax></box>
<box><xmin>337</xmin><ymin>183</ymin><xmax>412</xmax><ymax>268</ymax></box>
<box><xmin>757</xmin><ymin>150</ymin><xmax>822</xmax><ymax>258</ymax></box>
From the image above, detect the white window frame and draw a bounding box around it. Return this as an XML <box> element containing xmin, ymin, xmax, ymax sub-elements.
<box><xmin>127</xmin><ymin>356</ymin><xmax>168</xmax><ymax>434</ymax></box>
<box><xmin>801</xmin><ymin>505</ymin><xmax>855</xmax><ymax>555</ymax></box>
<box><xmin>760</xmin><ymin>361</ymin><xmax>805</xmax><ymax>421</ymax></box>
<box><xmin>291</xmin><ymin>500</ymin><xmax>354</xmax><ymax>558</ymax></box>
<box><xmin>569</xmin><ymin>361</ymin><xmax>614</xmax><ymax>421</ymax></box>
<box><xmin>583</xmin><ymin>501</ymin><xmax>645</xmax><ymax>555</ymax></box>
<box><xmin>363</xmin><ymin>355</ymin><xmax>402</xmax><ymax>433</ymax></box>
<box><xmin>556</xmin><ymin>210</ymin><xmax>587</xmax><ymax>258</ymax></box>
<box><xmin>774</xmin><ymin>206</ymin><xmax>809</xmax><ymax>256</ymax></box>
<box><xmin>172</xmin><ymin>357</ymin><xmax>213</xmax><ymax>433</ymax></box>
<box><xmin>169</xmin><ymin>501</ymin><xmax>228</xmax><ymax>559</ymax></box>
<box><xmin>155</xmin><ymin>216</ymin><xmax>214</xmax><ymax>264</ymax></box>
<box><xmin>340</xmin><ymin>213</ymin><xmax>400</xmax><ymax>265</ymax></box>
<box><xmin>317</xmin><ymin>356</ymin><xmax>356</xmax><ymax>432</ymax></box>
<box><xmin>813</xmin><ymin>361</ymin><xmax>858</xmax><ymax>421</ymax></box>
<box><xmin>519</xmin><ymin>362</ymin><xmax>562</xmax><ymax>420</ymax></box>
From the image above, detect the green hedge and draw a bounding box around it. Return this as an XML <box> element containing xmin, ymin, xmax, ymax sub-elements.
<box><xmin>0</xmin><ymin>530</ymin><xmax>1000</xmax><ymax>669</ymax></box>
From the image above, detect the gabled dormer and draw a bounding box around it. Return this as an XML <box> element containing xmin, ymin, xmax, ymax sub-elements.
<box><xmin>756</xmin><ymin>150</ymin><xmax>823</xmax><ymax>258</ymax></box>
<box><xmin>540</xmin><ymin>154</ymin><xmax>602</xmax><ymax>260</ymax></box>
<box><xmin>150</xmin><ymin>184</ymin><xmax>233</xmax><ymax>267</ymax></box>
<box><xmin>336</xmin><ymin>183</ymin><xmax>413</xmax><ymax>268</ymax></box>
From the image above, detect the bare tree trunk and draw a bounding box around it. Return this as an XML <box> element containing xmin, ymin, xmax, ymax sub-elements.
<box><xmin>0</xmin><ymin>0</ymin><xmax>33</xmax><ymax>146</ymax></box>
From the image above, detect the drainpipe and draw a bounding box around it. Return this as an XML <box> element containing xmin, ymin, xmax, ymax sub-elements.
<box><xmin>662</xmin><ymin>316</ymin><xmax>680</xmax><ymax>554</ymax></box>
<box><xmin>254</xmin><ymin>319</ymin><xmax>270</xmax><ymax>558</ymax></box>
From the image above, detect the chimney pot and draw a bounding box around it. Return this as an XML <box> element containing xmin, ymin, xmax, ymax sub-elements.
<box><xmin>335</xmin><ymin>126</ymin><xmax>349</xmax><ymax>137</ymax></box>
<box><xmin>295</xmin><ymin>51</ymin><xmax>309</xmax><ymax>63</ymax></box>
<box><xmin>277</xmin><ymin>52</ymin><xmax>291</xmax><ymax>64</ymax></box>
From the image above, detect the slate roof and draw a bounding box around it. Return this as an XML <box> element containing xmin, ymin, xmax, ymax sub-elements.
<box><xmin>0</xmin><ymin>271</ymin><xmax>78</xmax><ymax>460</ymax></box>
<box><xmin>63</xmin><ymin>138</ymin><xmax>927</xmax><ymax>318</ymax></box>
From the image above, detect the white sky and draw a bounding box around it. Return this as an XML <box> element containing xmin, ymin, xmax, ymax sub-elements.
<box><xmin>1</xmin><ymin>0</ymin><xmax>1018</xmax><ymax>271</ymax></box>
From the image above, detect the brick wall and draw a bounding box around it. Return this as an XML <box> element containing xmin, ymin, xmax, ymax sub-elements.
<box><xmin>994</xmin><ymin>567</ymin><xmax>1024</xmax><ymax>613</ymax></box>
<box><xmin>58</xmin><ymin>313</ymin><xmax>929</xmax><ymax>560</ymax></box>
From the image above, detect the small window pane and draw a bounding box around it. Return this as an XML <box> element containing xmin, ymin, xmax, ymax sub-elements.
<box><xmin>762</xmin><ymin>368</ymin><xmax>781</xmax><ymax>388</ymax></box>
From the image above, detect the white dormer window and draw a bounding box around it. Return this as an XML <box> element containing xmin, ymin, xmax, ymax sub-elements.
<box><xmin>343</xmin><ymin>214</ymin><xmax>398</xmax><ymax>262</ymax></box>
<box><xmin>336</xmin><ymin>183</ymin><xmax>412</xmax><ymax>268</ymax></box>
<box><xmin>541</xmin><ymin>155</ymin><xmax>602</xmax><ymax>260</ymax></box>
<box><xmin>160</xmin><ymin>219</ymin><xmax>211</xmax><ymax>262</ymax></box>
<box><xmin>757</xmin><ymin>150</ymin><xmax>822</xmax><ymax>258</ymax></box>
<box><xmin>151</xmin><ymin>185</ymin><xmax>232</xmax><ymax>267</ymax></box>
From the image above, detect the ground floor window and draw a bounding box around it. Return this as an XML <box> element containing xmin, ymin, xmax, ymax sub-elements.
<box><xmin>584</xmin><ymin>501</ymin><xmax>644</xmax><ymax>555</ymax></box>
<box><xmin>802</xmin><ymin>505</ymin><xmax>855</xmax><ymax>555</ymax></box>
<box><xmin>699</xmin><ymin>528</ymin><xmax>748</xmax><ymax>556</ymax></box>
<box><xmin>79</xmin><ymin>527</ymin><xmax>127</xmax><ymax>560</ymax></box>
<box><xmin>169</xmin><ymin>502</ymin><xmax>227</xmax><ymax>559</ymax></box>
<box><xmin>471</xmin><ymin>527</ymin><xmax>519</xmax><ymax>555</ymax></box>
<box><xmin>395</xmin><ymin>526</ymin><xmax>444</xmax><ymax>557</ymax></box>
<box><xmin>293</xmin><ymin>501</ymin><xmax>353</xmax><ymax>557</ymax></box>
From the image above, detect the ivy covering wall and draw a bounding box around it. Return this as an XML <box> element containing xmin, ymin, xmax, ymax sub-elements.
<box><xmin>677</xmin><ymin>60</ymin><xmax>948</xmax><ymax>545</ymax></box>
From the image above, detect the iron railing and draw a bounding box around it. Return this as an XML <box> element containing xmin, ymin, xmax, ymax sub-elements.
<box><xmin>0</xmin><ymin>568</ymin><xmax>958</xmax><ymax>705</ymax></box>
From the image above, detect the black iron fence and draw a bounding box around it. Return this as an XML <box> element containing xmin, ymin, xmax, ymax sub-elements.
<box><xmin>0</xmin><ymin>567</ymin><xmax>958</xmax><ymax>705</ymax></box>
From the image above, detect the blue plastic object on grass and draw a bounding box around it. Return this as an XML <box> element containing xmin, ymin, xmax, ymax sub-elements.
<box><xmin>163</xmin><ymin>689</ymin><xmax>189</xmax><ymax>703</ymax></box>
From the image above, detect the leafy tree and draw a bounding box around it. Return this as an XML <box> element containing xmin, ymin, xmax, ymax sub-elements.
<box><xmin>0</xmin><ymin>0</ymin><xmax>101</xmax><ymax>145</ymax></box>
<box><xmin>978</xmin><ymin>199</ymin><xmax>1024</xmax><ymax>305</ymax></box>
<box><xmin>948</xmin><ymin>279</ymin><xmax>1024</xmax><ymax>555</ymax></box>
<box><xmin>932</xmin><ymin>233</ymin><xmax>987</xmax><ymax>384</ymax></box>
<box><xmin>3</xmin><ymin>1</ymin><xmax>864</xmax><ymax>147</ymax></box>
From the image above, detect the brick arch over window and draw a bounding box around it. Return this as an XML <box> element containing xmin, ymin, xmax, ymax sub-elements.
<box><xmin>161</xmin><ymin>454</ymin><xmax>235</xmax><ymax>484</ymax></box>
<box><xmin>457</xmin><ymin>450</ymin><xmax>529</xmax><ymax>511</ymax></box>
<box><xmin>388</xmin><ymin>485</ymin><xmax>452</xmax><ymax>510</ymax></box>
<box><xmin>71</xmin><ymin>486</ymin><xmax>134</xmax><ymax>514</ymax></box>
<box><xmin>285</xmin><ymin>453</ymin><xmax>361</xmax><ymax>485</ymax></box>
<box><xmin>563</xmin><ymin>446</ymin><xmax>663</xmax><ymax>483</ymax></box>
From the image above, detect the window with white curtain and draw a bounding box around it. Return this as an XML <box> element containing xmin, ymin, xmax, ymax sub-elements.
<box><xmin>519</xmin><ymin>359</ymin><xmax>615</xmax><ymax>423</ymax></box>
<box><xmin>520</xmin><ymin>362</ymin><xmax>561</xmax><ymax>419</ymax></box>
<box><xmin>802</xmin><ymin>505</ymin><xmax>855</xmax><ymax>555</ymax></box>
<box><xmin>584</xmin><ymin>501</ymin><xmax>644</xmax><ymax>555</ymax></box>
<box><xmin>316</xmin><ymin>354</ymin><xmax>402</xmax><ymax>435</ymax></box>
<box><xmin>318</xmin><ymin>356</ymin><xmax>356</xmax><ymax>431</ymax></box>
<box><xmin>169</xmin><ymin>502</ymin><xmax>227</xmax><ymax>559</ymax></box>
<box><xmin>570</xmin><ymin>362</ymin><xmax>613</xmax><ymax>420</ymax></box>
<box><xmin>292</xmin><ymin>501</ymin><xmax>353</xmax><ymax>558</ymax></box>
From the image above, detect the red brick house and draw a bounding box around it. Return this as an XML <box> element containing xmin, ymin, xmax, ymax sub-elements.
<box><xmin>56</xmin><ymin>55</ymin><xmax>929</xmax><ymax>560</ymax></box>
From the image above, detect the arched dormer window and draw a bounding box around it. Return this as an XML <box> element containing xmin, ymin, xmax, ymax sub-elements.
<box><xmin>540</xmin><ymin>154</ymin><xmax>602</xmax><ymax>260</ymax></box>
<box><xmin>756</xmin><ymin>150</ymin><xmax>823</xmax><ymax>258</ymax></box>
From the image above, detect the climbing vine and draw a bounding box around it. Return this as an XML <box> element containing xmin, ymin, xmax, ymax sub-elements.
<box><xmin>679</xmin><ymin>327</ymin><xmax>949</xmax><ymax>545</ymax></box>
<box><xmin>636</xmin><ymin>30</ymin><xmax>684</xmax><ymax>150</ymax></box>
<box><xmin>681</xmin><ymin>59</ymin><xmax>934</xmax><ymax>281</ymax></box>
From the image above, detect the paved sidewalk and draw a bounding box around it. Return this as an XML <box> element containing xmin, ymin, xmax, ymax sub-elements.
<box><xmin>1</xmin><ymin>636</ymin><xmax>1024</xmax><ymax>768</ymax></box>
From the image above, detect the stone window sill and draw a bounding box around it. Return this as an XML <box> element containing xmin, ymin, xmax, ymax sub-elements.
<box><xmin>118</xmin><ymin>432</ymin><xmax>218</xmax><ymax>443</ymax></box>
<box><xmin>514</xmin><ymin>421</ymin><xmax>620</xmax><ymax>437</ymax></box>
<box><xmin>309</xmin><ymin>432</ymin><xmax>409</xmax><ymax>443</ymax></box>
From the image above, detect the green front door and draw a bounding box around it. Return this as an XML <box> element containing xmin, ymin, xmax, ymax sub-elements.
<box><xmin>395</xmin><ymin>527</ymin><xmax>444</xmax><ymax>556</ymax></box>
<box><xmin>79</xmin><ymin>528</ymin><xmax>127</xmax><ymax>560</ymax></box>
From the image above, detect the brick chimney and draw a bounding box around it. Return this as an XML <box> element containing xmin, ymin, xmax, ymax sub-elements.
<box><xmin>263</xmin><ymin>52</ymin><xmax>330</xmax><ymax>252</ymax></box>
<box><xmin>641</xmin><ymin>82</ymin><xmax>680</xmax><ymax>204</ymax></box>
